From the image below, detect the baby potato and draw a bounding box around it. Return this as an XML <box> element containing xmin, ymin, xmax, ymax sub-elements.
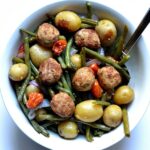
<box><xmin>103</xmin><ymin>104</ymin><xmax>122</xmax><ymax>128</ymax></box>
<box><xmin>26</xmin><ymin>84</ymin><xmax>40</xmax><ymax>97</ymax></box>
<box><xmin>71</xmin><ymin>54</ymin><xmax>82</xmax><ymax>69</ymax></box>
<box><xmin>55</xmin><ymin>11</ymin><xmax>81</xmax><ymax>32</ymax></box>
<box><xmin>75</xmin><ymin>100</ymin><xmax>103</xmax><ymax>122</ymax></box>
<box><xmin>113</xmin><ymin>85</ymin><xmax>134</xmax><ymax>105</ymax></box>
<box><xmin>95</xmin><ymin>19</ymin><xmax>117</xmax><ymax>47</ymax></box>
<box><xmin>9</xmin><ymin>63</ymin><xmax>28</xmax><ymax>81</ymax></box>
<box><xmin>58</xmin><ymin>121</ymin><xmax>79</xmax><ymax>139</ymax></box>
<box><xmin>29</xmin><ymin>44</ymin><xmax>53</xmax><ymax>67</ymax></box>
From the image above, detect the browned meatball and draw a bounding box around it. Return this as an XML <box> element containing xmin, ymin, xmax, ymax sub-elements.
<box><xmin>72</xmin><ymin>67</ymin><xmax>95</xmax><ymax>91</ymax></box>
<box><xmin>36</xmin><ymin>23</ymin><xmax>60</xmax><ymax>47</ymax></box>
<box><xmin>75</xmin><ymin>29</ymin><xmax>101</xmax><ymax>49</ymax></box>
<box><xmin>39</xmin><ymin>58</ymin><xmax>62</xmax><ymax>85</ymax></box>
<box><xmin>97</xmin><ymin>66</ymin><xmax>122</xmax><ymax>90</ymax></box>
<box><xmin>50</xmin><ymin>92</ymin><xmax>75</xmax><ymax>117</ymax></box>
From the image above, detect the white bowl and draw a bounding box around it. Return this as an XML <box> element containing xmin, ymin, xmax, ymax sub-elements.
<box><xmin>1</xmin><ymin>0</ymin><xmax>150</xmax><ymax>150</ymax></box>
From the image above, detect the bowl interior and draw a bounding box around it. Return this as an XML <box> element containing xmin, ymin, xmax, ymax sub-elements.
<box><xmin>1</xmin><ymin>0</ymin><xmax>150</xmax><ymax>150</ymax></box>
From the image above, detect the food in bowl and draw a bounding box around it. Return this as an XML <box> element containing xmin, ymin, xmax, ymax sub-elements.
<box><xmin>8</xmin><ymin>1</ymin><xmax>134</xmax><ymax>142</ymax></box>
<box><xmin>1</xmin><ymin>0</ymin><xmax>150</xmax><ymax>150</ymax></box>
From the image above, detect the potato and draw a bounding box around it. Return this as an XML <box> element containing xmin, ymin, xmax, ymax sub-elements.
<box><xmin>29</xmin><ymin>44</ymin><xmax>53</xmax><ymax>67</ymax></box>
<box><xmin>113</xmin><ymin>85</ymin><xmax>134</xmax><ymax>105</ymax></box>
<box><xmin>103</xmin><ymin>104</ymin><xmax>122</xmax><ymax>127</ymax></box>
<box><xmin>75</xmin><ymin>100</ymin><xmax>103</xmax><ymax>122</ymax></box>
<box><xmin>95</xmin><ymin>19</ymin><xmax>117</xmax><ymax>47</ymax></box>
<box><xmin>9</xmin><ymin>63</ymin><xmax>28</xmax><ymax>81</ymax></box>
<box><xmin>55</xmin><ymin>11</ymin><xmax>81</xmax><ymax>32</ymax></box>
<box><xmin>58</xmin><ymin>121</ymin><xmax>79</xmax><ymax>139</ymax></box>
<box><xmin>26</xmin><ymin>84</ymin><xmax>40</xmax><ymax>97</ymax></box>
<box><xmin>71</xmin><ymin>54</ymin><xmax>82</xmax><ymax>69</ymax></box>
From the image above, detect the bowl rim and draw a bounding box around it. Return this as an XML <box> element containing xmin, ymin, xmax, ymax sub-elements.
<box><xmin>1</xmin><ymin>0</ymin><xmax>150</xmax><ymax>150</ymax></box>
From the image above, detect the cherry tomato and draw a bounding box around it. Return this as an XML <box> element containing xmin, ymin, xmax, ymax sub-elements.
<box><xmin>91</xmin><ymin>79</ymin><xmax>103</xmax><ymax>98</ymax></box>
<box><xmin>89</xmin><ymin>63</ymin><xmax>99</xmax><ymax>75</ymax></box>
<box><xmin>26</xmin><ymin>92</ymin><xmax>44</xmax><ymax>109</ymax></box>
<box><xmin>52</xmin><ymin>39</ymin><xmax>67</xmax><ymax>55</ymax></box>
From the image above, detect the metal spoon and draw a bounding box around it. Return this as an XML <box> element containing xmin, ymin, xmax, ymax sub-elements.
<box><xmin>122</xmin><ymin>8</ymin><xmax>150</xmax><ymax>55</ymax></box>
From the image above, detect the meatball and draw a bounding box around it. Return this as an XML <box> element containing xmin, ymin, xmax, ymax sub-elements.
<box><xmin>36</xmin><ymin>23</ymin><xmax>60</xmax><ymax>47</ymax></box>
<box><xmin>39</xmin><ymin>58</ymin><xmax>62</xmax><ymax>85</ymax></box>
<box><xmin>72</xmin><ymin>67</ymin><xmax>95</xmax><ymax>91</ymax></box>
<box><xmin>75</xmin><ymin>29</ymin><xmax>101</xmax><ymax>49</ymax></box>
<box><xmin>97</xmin><ymin>66</ymin><xmax>122</xmax><ymax>90</ymax></box>
<box><xmin>50</xmin><ymin>92</ymin><xmax>75</xmax><ymax>117</ymax></box>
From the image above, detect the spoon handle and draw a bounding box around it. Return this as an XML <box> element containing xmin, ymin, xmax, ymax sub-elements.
<box><xmin>123</xmin><ymin>8</ymin><xmax>150</xmax><ymax>54</ymax></box>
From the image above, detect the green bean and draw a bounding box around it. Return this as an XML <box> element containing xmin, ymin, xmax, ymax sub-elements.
<box><xmin>58</xmin><ymin>81</ymin><xmax>63</xmax><ymax>87</ymax></box>
<box><xmin>83</xmin><ymin>47</ymin><xmax>130</xmax><ymax>80</ymax></box>
<box><xmin>58</xmin><ymin>35</ymin><xmax>66</xmax><ymax>40</ymax></box>
<box><xmin>30</xmin><ymin>61</ymin><xmax>39</xmax><ymax>76</ymax></box>
<box><xmin>81</xmin><ymin>17</ymin><xmax>98</xmax><ymax>26</ymax></box>
<box><xmin>57</xmin><ymin>56</ymin><xmax>67</xmax><ymax>69</ymax></box>
<box><xmin>73</xmin><ymin>119</ymin><xmax>111</xmax><ymax>132</ymax></box>
<box><xmin>55</xmin><ymin>85</ymin><xmax>72</xmax><ymax>95</ymax></box>
<box><xmin>80</xmin><ymin>23</ymin><xmax>94</xmax><ymax>28</ymax></box>
<box><xmin>65</xmin><ymin>37</ymin><xmax>73</xmax><ymax>69</ymax></box>
<box><xmin>86</xmin><ymin>1</ymin><xmax>92</xmax><ymax>19</ymax></box>
<box><xmin>48</xmin><ymin>88</ymin><xmax>55</xmax><ymax>98</ymax></box>
<box><xmin>122</xmin><ymin>106</ymin><xmax>130</xmax><ymax>137</ymax></box>
<box><xmin>20</xmin><ymin>28</ymin><xmax>36</xmax><ymax>37</ymax></box>
<box><xmin>86</xmin><ymin>126</ymin><xmax>93</xmax><ymax>142</ymax></box>
<box><xmin>118</xmin><ymin>54</ymin><xmax>130</xmax><ymax>65</ymax></box>
<box><xmin>23</xmin><ymin>94</ymin><xmax>27</xmax><ymax>105</ymax></box>
<box><xmin>61</xmin><ymin>75</ymin><xmax>75</xmax><ymax>101</ymax></box>
<box><xmin>80</xmin><ymin>48</ymin><xmax>86</xmax><ymax>66</ymax></box>
<box><xmin>18</xmin><ymin>37</ymin><xmax>31</xmax><ymax>102</ymax></box>
<box><xmin>93</xmin><ymin>129</ymin><xmax>104</xmax><ymax>137</ymax></box>
<box><xmin>64</xmin><ymin>70</ymin><xmax>72</xmax><ymax>89</ymax></box>
<box><xmin>31</xmin><ymin>120</ymin><xmax>49</xmax><ymax>137</ymax></box>
<box><xmin>12</xmin><ymin>57</ymin><xmax>24</xmax><ymax>64</ymax></box>
<box><xmin>35</xmin><ymin>114</ymin><xmax>65</xmax><ymax>122</ymax></box>
<box><xmin>19</xmin><ymin>101</ymin><xmax>49</xmax><ymax>137</ymax></box>
<box><xmin>29</xmin><ymin>36</ymin><xmax>37</xmax><ymax>43</ymax></box>
<box><xmin>94</xmin><ymin>100</ymin><xmax>111</xmax><ymax>106</ymax></box>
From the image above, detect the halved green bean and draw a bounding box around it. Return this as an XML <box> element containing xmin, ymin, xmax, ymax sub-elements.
<box><xmin>86</xmin><ymin>126</ymin><xmax>93</xmax><ymax>142</ymax></box>
<box><xmin>18</xmin><ymin>37</ymin><xmax>31</xmax><ymax>101</ymax></box>
<box><xmin>12</xmin><ymin>57</ymin><xmax>24</xmax><ymax>64</ymax></box>
<box><xmin>55</xmin><ymin>85</ymin><xmax>72</xmax><ymax>95</ymax></box>
<box><xmin>86</xmin><ymin>1</ymin><xmax>92</xmax><ymax>19</ymax></box>
<box><xmin>81</xmin><ymin>17</ymin><xmax>98</xmax><ymax>26</ymax></box>
<box><xmin>57</xmin><ymin>56</ymin><xmax>67</xmax><ymax>69</ymax></box>
<box><xmin>83</xmin><ymin>47</ymin><xmax>130</xmax><ymax>80</ymax></box>
<box><xmin>20</xmin><ymin>28</ymin><xmax>36</xmax><ymax>37</ymax></box>
<box><xmin>48</xmin><ymin>88</ymin><xmax>55</xmax><ymax>98</ymax></box>
<box><xmin>65</xmin><ymin>37</ymin><xmax>73</xmax><ymax>69</ymax></box>
<box><xmin>122</xmin><ymin>106</ymin><xmax>130</xmax><ymax>137</ymax></box>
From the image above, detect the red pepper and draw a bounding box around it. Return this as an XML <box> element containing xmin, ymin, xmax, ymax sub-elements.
<box><xmin>89</xmin><ymin>63</ymin><xmax>99</xmax><ymax>75</ymax></box>
<box><xmin>91</xmin><ymin>79</ymin><xmax>103</xmax><ymax>98</ymax></box>
<box><xmin>17</xmin><ymin>43</ymin><xmax>25</xmax><ymax>58</ymax></box>
<box><xmin>52</xmin><ymin>39</ymin><xmax>67</xmax><ymax>55</ymax></box>
<box><xmin>26</xmin><ymin>92</ymin><xmax>44</xmax><ymax>109</ymax></box>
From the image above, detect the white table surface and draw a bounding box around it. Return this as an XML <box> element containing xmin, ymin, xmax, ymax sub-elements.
<box><xmin>0</xmin><ymin>0</ymin><xmax>150</xmax><ymax>150</ymax></box>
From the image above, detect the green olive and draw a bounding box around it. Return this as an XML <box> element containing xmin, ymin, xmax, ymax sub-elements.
<box><xmin>103</xmin><ymin>104</ymin><xmax>122</xmax><ymax>127</ymax></box>
<box><xmin>95</xmin><ymin>19</ymin><xmax>117</xmax><ymax>47</ymax></box>
<box><xmin>71</xmin><ymin>54</ymin><xmax>82</xmax><ymax>69</ymax></box>
<box><xmin>55</xmin><ymin>11</ymin><xmax>81</xmax><ymax>32</ymax></box>
<box><xmin>26</xmin><ymin>84</ymin><xmax>40</xmax><ymax>97</ymax></box>
<box><xmin>29</xmin><ymin>44</ymin><xmax>52</xmax><ymax>67</ymax></box>
<box><xmin>75</xmin><ymin>100</ymin><xmax>103</xmax><ymax>122</ymax></box>
<box><xmin>58</xmin><ymin>121</ymin><xmax>79</xmax><ymax>139</ymax></box>
<box><xmin>113</xmin><ymin>85</ymin><xmax>134</xmax><ymax>105</ymax></box>
<box><xmin>9</xmin><ymin>63</ymin><xmax>28</xmax><ymax>81</ymax></box>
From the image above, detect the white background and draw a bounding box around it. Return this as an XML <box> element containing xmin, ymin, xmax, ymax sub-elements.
<box><xmin>0</xmin><ymin>0</ymin><xmax>150</xmax><ymax>150</ymax></box>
